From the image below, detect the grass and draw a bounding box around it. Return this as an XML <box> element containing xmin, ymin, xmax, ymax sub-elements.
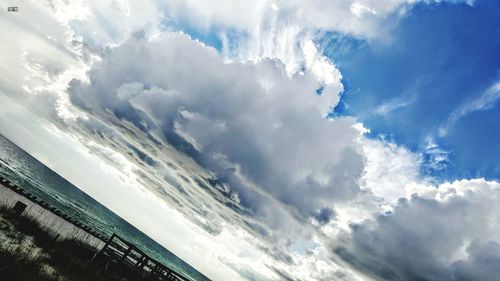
<box><xmin>0</xmin><ymin>207</ymin><xmax>139</xmax><ymax>281</ymax></box>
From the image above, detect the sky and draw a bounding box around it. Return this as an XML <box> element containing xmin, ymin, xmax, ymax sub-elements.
<box><xmin>0</xmin><ymin>0</ymin><xmax>499</xmax><ymax>280</ymax></box>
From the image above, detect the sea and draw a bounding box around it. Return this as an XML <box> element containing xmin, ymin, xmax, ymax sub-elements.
<box><xmin>0</xmin><ymin>133</ymin><xmax>210</xmax><ymax>281</ymax></box>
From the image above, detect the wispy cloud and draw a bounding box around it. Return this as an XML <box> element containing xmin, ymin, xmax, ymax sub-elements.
<box><xmin>374</xmin><ymin>96</ymin><xmax>415</xmax><ymax>115</ymax></box>
<box><xmin>439</xmin><ymin>81</ymin><xmax>500</xmax><ymax>137</ymax></box>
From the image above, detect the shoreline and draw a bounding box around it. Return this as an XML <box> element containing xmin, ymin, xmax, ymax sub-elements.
<box><xmin>0</xmin><ymin>175</ymin><xmax>193</xmax><ymax>281</ymax></box>
<box><xmin>0</xmin><ymin>176</ymin><xmax>105</xmax><ymax>250</ymax></box>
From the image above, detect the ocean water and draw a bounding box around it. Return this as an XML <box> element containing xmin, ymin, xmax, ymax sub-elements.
<box><xmin>0</xmin><ymin>134</ymin><xmax>210</xmax><ymax>281</ymax></box>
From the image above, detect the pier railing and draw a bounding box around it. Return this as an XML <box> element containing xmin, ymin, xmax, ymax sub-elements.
<box><xmin>94</xmin><ymin>233</ymin><xmax>190</xmax><ymax>281</ymax></box>
<box><xmin>0</xmin><ymin>176</ymin><xmax>107</xmax><ymax>242</ymax></box>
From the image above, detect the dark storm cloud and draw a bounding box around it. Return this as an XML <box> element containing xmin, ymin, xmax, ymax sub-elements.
<box><xmin>68</xmin><ymin>31</ymin><xmax>364</xmax><ymax>231</ymax></box>
<box><xmin>334</xmin><ymin>181</ymin><xmax>500</xmax><ymax>281</ymax></box>
<box><xmin>312</xmin><ymin>207</ymin><xmax>336</xmax><ymax>225</ymax></box>
<box><xmin>451</xmin><ymin>240</ymin><xmax>500</xmax><ymax>281</ymax></box>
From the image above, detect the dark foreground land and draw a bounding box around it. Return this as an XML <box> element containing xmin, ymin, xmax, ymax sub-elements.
<box><xmin>0</xmin><ymin>175</ymin><xmax>193</xmax><ymax>281</ymax></box>
<box><xmin>0</xmin><ymin>206</ymin><xmax>108</xmax><ymax>281</ymax></box>
<box><xmin>0</xmin><ymin>133</ymin><xmax>203</xmax><ymax>281</ymax></box>
<box><xmin>0</xmin><ymin>206</ymin><xmax>185</xmax><ymax>281</ymax></box>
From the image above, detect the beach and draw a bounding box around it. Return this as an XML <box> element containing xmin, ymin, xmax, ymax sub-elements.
<box><xmin>0</xmin><ymin>179</ymin><xmax>108</xmax><ymax>280</ymax></box>
<box><xmin>0</xmin><ymin>179</ymin><xmax>105</xmax><ymax>249</ymax></box>
<box><xmin>0</xmin><ymin>178</ymin><xmax>189</xmax><ymax>281</ymax></box>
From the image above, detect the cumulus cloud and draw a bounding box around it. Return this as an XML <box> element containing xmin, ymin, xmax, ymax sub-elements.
<box><xmin>0</xmin><ymin>0</ymin><xmax>90</xmax><ymax>120</ymax></box>
<box><xmin>65</xmin><ymin>30</ymin><xmax>500</xmax><ymax>281</ymax></box>
<box><xmin>359</xmin><ymin>136</ymin><xmax>436</xmax><ymax>204</ymax></box>
<box><xmin>451</xmin><ymin>240</ymin><xmax>500</xmax><ymax>281</ymax></box>
<box><xmin>59</xmin><ymin>30</ymin><xmax>388</xmax><ymax>280</ymax></box>
<box><xmin>69</xmin><ymin>31</ymin><xmax>364</xmax><ymax>229</ymax></box>
<box><xmin>335</xmin><ymin>179</ymin><xmax>500</xmax><ymax>281</ymax></box>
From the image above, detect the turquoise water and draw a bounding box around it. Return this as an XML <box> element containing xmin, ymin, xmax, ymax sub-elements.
<box><xmin>0</xmin><ymin>134</ymin><xmax>210</xmax><ymax>281</ymax></box>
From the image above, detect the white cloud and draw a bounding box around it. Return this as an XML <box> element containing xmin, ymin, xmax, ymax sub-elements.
<box><xmin>350</xmin><ymin>2</ymin><xmax>378</xmax><ymax>18</ymax></box>
<box><xmin>374</xmin><ymin>96</ymin><xmax>414</xmax><ymax>115</ymax></box>
<box><xmin>439</xmin><ymin>81</ymin><xmax>500</xmax><ymax>136</ymax></box>
<box><xmin>335</xmin><ymin>179</ymin><xmax>500</xmax><ymax>281</ymax></box>
<box><xmin>361</xmin><ymin>137</ymin><xmax>431</xmax><ymax>203</ymax></box>
<box><xmin>65</xmin><ymin>30</ymin><xmax>498</xmax><ymax>281</ymax></box>
<box><xmin>302</xmin><ymin>40</ymin><xmax>343</xmax><ymax>97</ymax></box>
<box><xmin>68</xmin><ymin>31</ymin><xmax>362</xmax><ymax>230</ymax></box>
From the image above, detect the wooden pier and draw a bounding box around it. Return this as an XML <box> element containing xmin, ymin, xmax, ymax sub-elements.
<box><xmin>92</xmin><ymin>233</ymin><xmax>190</xmax><ymax>281</ymax></box>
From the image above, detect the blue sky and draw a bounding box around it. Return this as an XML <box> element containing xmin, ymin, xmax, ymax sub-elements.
<box><xmin>326</xmin><ymin>1</ymin><xmax>500</xmax><ymax>181</ymax></box>
<box><xmin>169</xmin><ymin>0</ymin><xmax>500</xmax><ymax>183</ymax></box>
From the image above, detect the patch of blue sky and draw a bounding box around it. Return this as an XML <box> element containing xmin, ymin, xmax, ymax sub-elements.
<box><xmin>167</xmin><ymin>1</ymin><xmax>499</xmax><ymax>181</ymax></box>
<box><xmin>162</xmin><ymin>17</ymin><xmax>224</xmax><ymax>51</ymax></box>
<box><xmin>324</xmin><ymin>1</ymin><xmax>499</xmax><ymax>181</ymax></box>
